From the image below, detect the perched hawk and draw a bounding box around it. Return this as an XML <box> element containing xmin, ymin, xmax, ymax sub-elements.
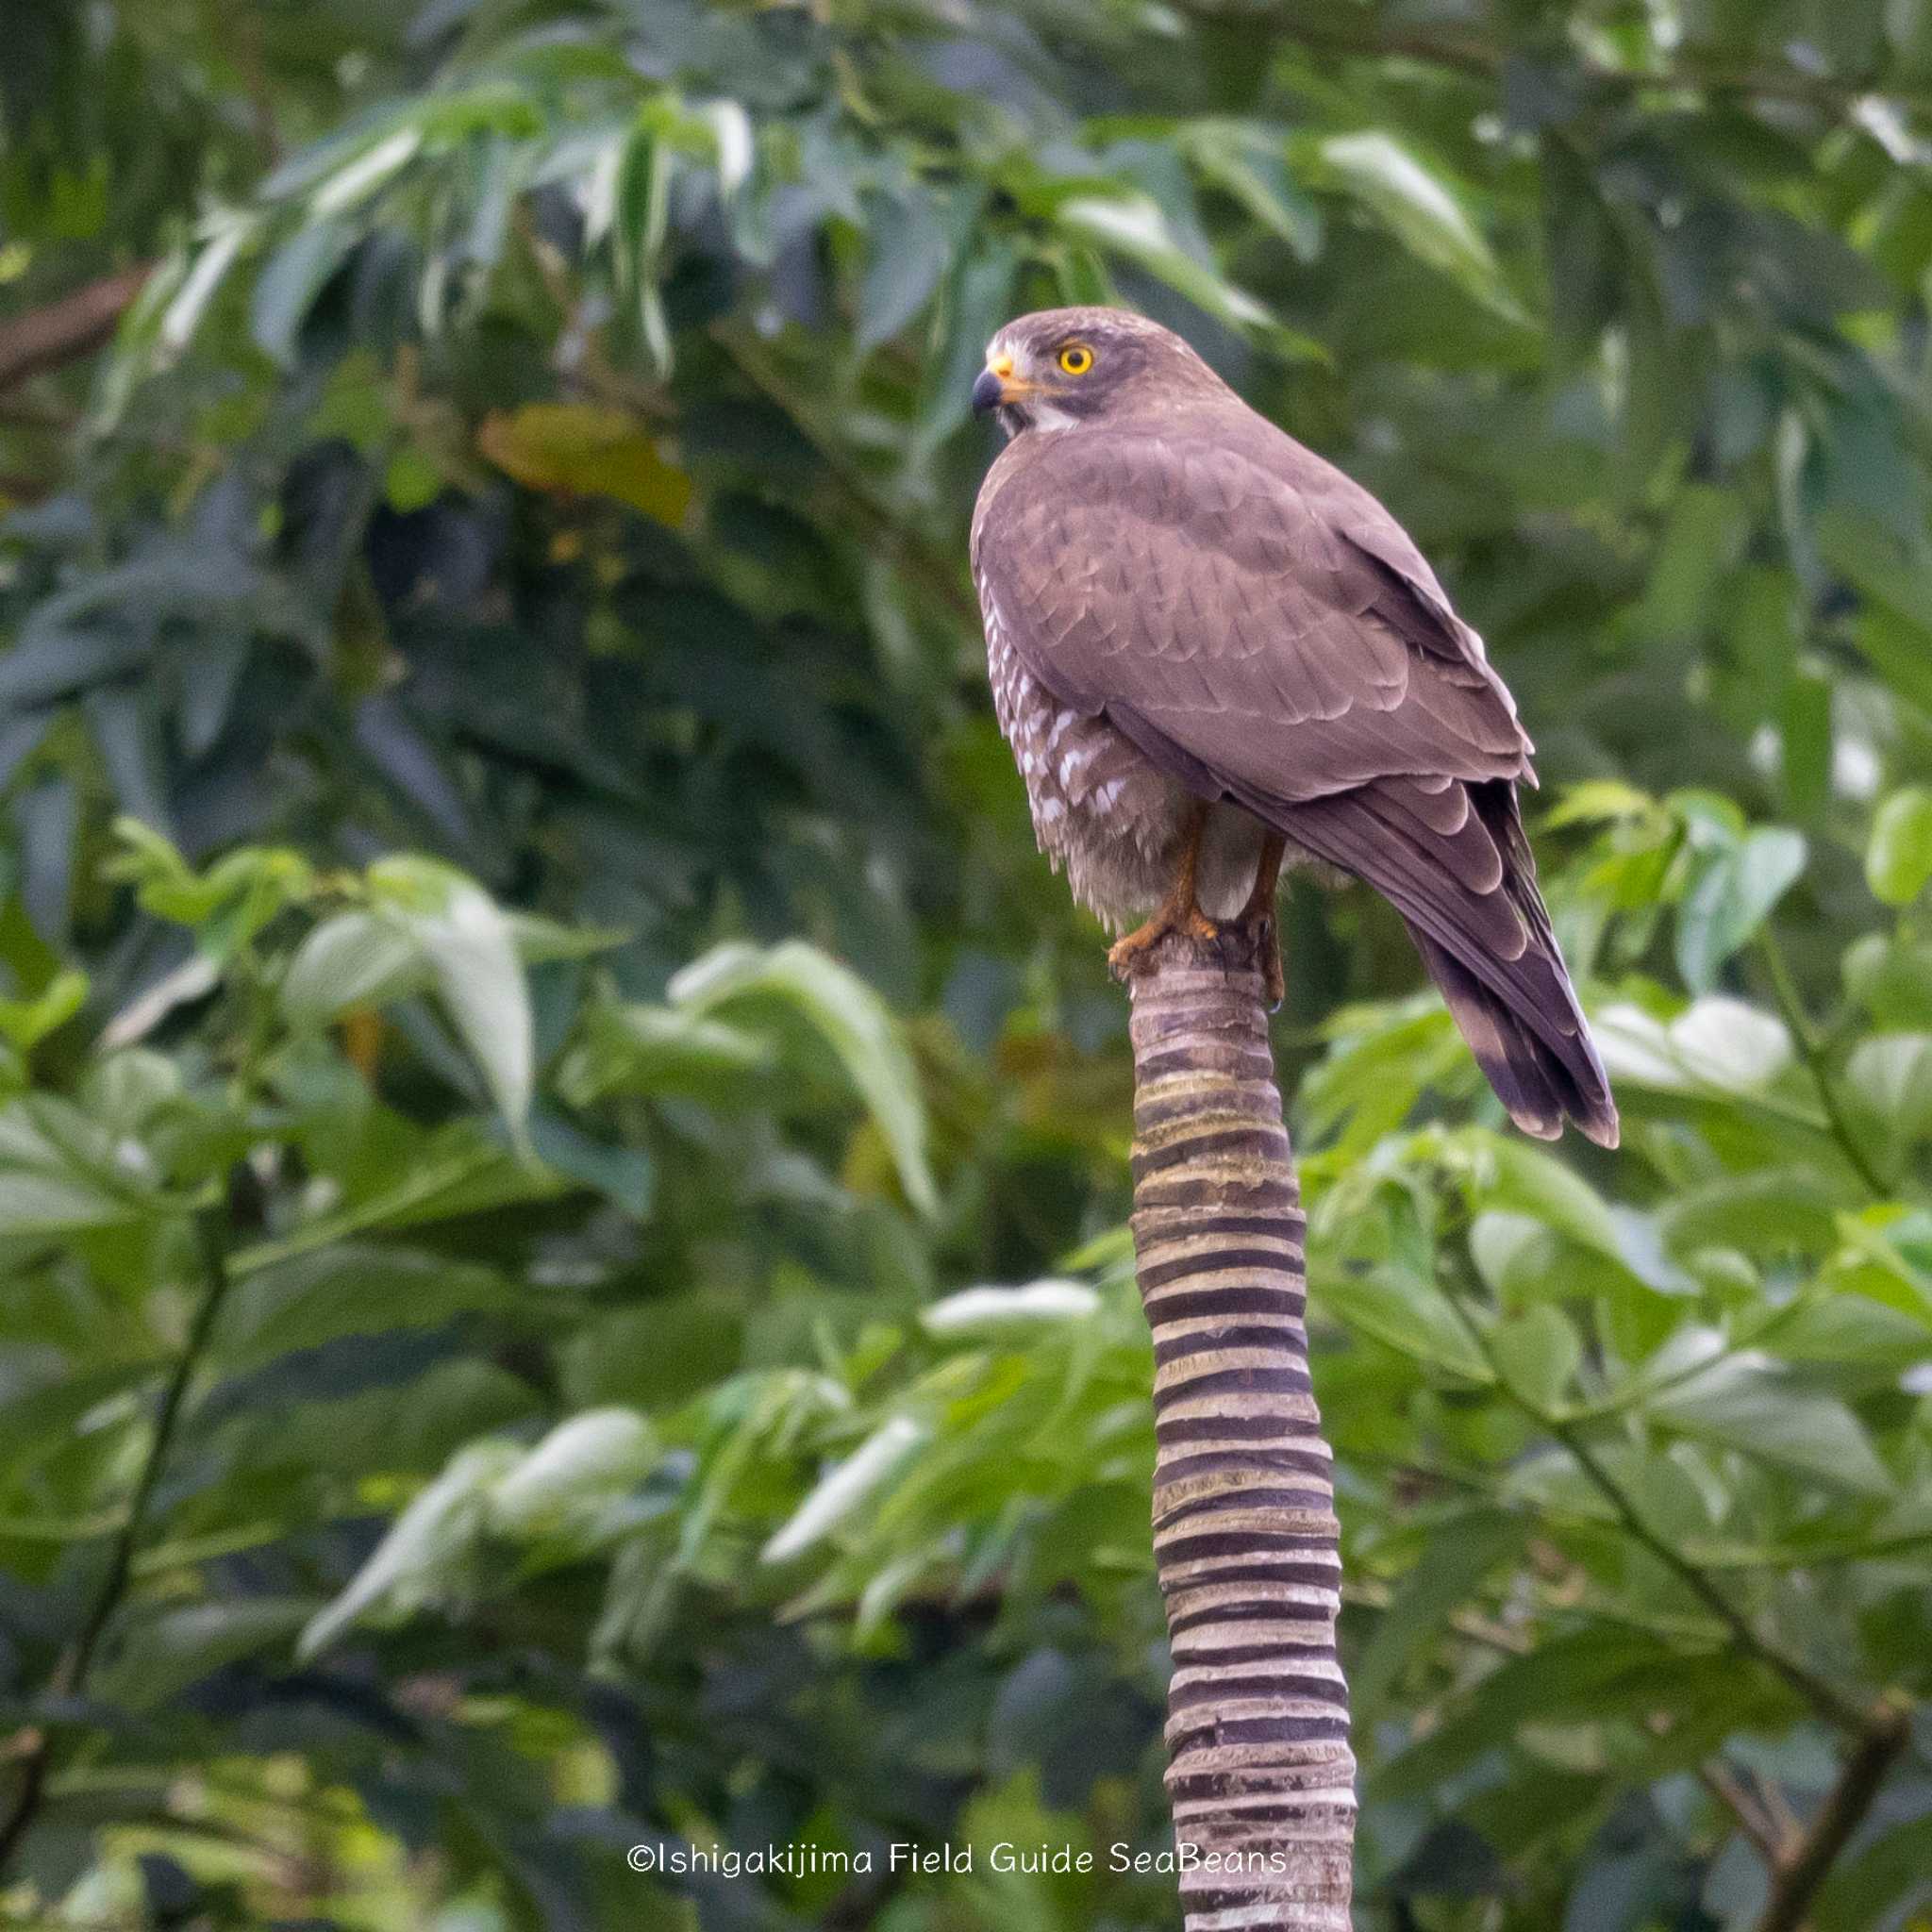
<box><xmin>969</xmin><ymin>307</ymin><xmax>1617</xmax><ymax>1148</ymax></box>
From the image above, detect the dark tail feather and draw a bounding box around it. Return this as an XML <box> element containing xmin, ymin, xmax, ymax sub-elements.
<box><xmin>1412</xmin><ymin>930</ymin><xmax>1616</xmax><ymax>1145</ymax></box>
<box><xmin>1267</xmin><ymin>778</ymin><xmax>1619</xmax><ymax>1148</ymax></box>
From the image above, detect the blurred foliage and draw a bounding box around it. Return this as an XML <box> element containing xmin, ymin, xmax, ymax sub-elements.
<box><xmin>6</xmin><ymin>1</ymin><xmax>1932</xmax><ymax>1928</ymax></box>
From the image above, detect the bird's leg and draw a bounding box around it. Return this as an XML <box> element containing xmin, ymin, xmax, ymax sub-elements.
<box><xmin>1235</xmin><ymin>831</ymin><xmax>1288</xmax><ymax>1008</ymax></box>
<box><xmin>1108</xmin><ymin>801</ymin><xmax>1218</xmax><ymax>981</ymax></box>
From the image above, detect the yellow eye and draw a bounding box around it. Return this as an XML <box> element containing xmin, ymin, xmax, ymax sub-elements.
<box><xmin>1058</xmin><ymin>342</ymin><xmax>1094</xmax><ymax>376</ymax></box>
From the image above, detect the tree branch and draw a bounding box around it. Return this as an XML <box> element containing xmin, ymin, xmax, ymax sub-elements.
<box><xmin>1186</xmin><ymin>7</ymin><xmax>1932</xmax><ymax>116</ymax></box>
<box><xmin>1445</xmin><ymin>1291</ymin><xmax>1871</xmax><ymax>1737</ymax></box>
<box><xmin>708</xmin><ymin>322</ymin><xmax>981</xmax><ymax>630</ymax></box>
<box><xmin>1756</xmin><ymin>1700</ymin><xmax>1911</xmax><ymax>1932</ymax></box>
<box><xmin>1700</xmin><ymin>1757</ymin><xmax>1790</xmax><ymax>1865</ymax></box>
<box><xmin>1758</xmin><ymin>928</ymin><xmax>1890</xmax><ymax>1201</ymax></box>
<box><xmin>1552</xmin><ymin>1413</ymin><xmax>1871</xmax><ymax>1735</ymax></box>
<box><xmin>0</xmin><ymin>266</ymin><xmax>152</xmax><ymax>395</ymax></box>
<box><xmin>0</xmin><ymin>1210</ymin><xmax>233</xmax><ymax>1876</ymax></box>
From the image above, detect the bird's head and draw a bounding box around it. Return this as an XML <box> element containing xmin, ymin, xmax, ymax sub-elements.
<box><xmin>973</xmin><ymin>307</ymin><xmax>1227</xmax><ymax>439</ymax></box>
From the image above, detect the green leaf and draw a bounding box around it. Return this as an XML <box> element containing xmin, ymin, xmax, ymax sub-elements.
<box><xmin>1491</xmin><ymin>1305</ymin><xmax>1582</xmax><ymax>1411</ymax></box>
<box><xmin>106</xmin><ymin>820</ymin><xmax>313</xmax><ymax>961</ymax></box>
<box><xmin>1661</xmin><ymin>1169</ymin><xmax>1843</xmax><ymax>1257</ymax></box>
<box><xmin>525</xmin><ymin>1109</ymin><xmax>655</xmax><ymax>1219</ymax></box>
<box><xmin>858</xmin><ymin>189</ymin><xmax>958</xmax><ymax>351</ymax></box>
<box><xmin>98</xmin><ymin>1599</ymin><xmax>317</xmax><ymax>1712</ymax></box>
<box><xmin>229</xmin><ymin>1129</ymin><xmax>565</xmax><ymax>1274</ymax></box>
<box><xmin>1867</xmin><ymin>787</ymin><xmax>1932</xmax><ymax>906</ymax></box>
<box><xmin>1457</xmin><ymin>1132</ymin><xmax>1623</xmax><ymax>1257</ymax></box>
<box><xmin>1649</xmin><ymin>1354</ymin><xmax>1893</xmax><ymax>1496</ymax></box>
<box><xmin>283</xmin><ymin>906</ymin><xmax>619</xmax><ymax>1028</ymax></box>
<box><xmin>671</xmin><ymin>940</ymin><xmax>937</xmax><ymax>1216</ymax></box>
<box><xmin>298</xmin><ymin>1440</ymin><xmax>523</xmax><ymax>1658</ymax></box>
<box><xmin>488</xmin><ymin>1409</ymin><xmax>658</xmax><ymax>1537</ymax></box>
<box><xmin>1325</xmin><ymin>1266</ymin><xmax>1492</xmax><ymax>1382</ymax></box>
<box><xmin>0</xmin><ymin>1095</ymin><xmax>170</xmax><ymax>1236</ymax></box>
<box><xmin>250</xmin><ymin>220</ymin><xmax>354</xmax><ymax>366</ymax></box>
<box><xmin>1314</xmin><ymin>131</ymin><xmax>1520</xmax><ymax>317</ymax></box>
<box><xmin>1055</xmin><ymin>192</ymin><xmax>1274</xmax><ymax>335</ymax></box>
<box><xmin>1675</xmin><ymin>826</ymin><xmax>1807</xmax><ymax>993</ymax></box>
<box><xmin>1593</xmin><ymin>998</ymin><xmax>1794</xmax><ymax>1097</ymax></box>
<box><xmin>1845</xmin><ymin>1033</ymin><xmax>1932</xmax><ymax>1141</ymax></box>
<box><xmin>1543</xmin><ymin>780</ymin><xmax>1659</xmax><ymax>830</ymax></box>
<box><xmin>157</xmin><ymin>214</ymin><xmax>257</xmax><ymax>358</ymax></box>
<box><xmin>0</xmin><ymin>969</ymin><xmax>86</xmax><ymax>1050</ymax></box>
<box><xmin>367</xmin><ymin>858</ymin><xmax>533</xmax><ymax>1136</ymax></box>
<box><xmin>1843</xmin><ymin>933</ymin><xmax>1932</xmax><ymax>1027</ymax></box>
<box><xmin>761</xmin><ymin>1415</ymin><xmax>926</xmax><ymax>1564</ymax></box>
<box><xmin>309</xmin><ymin>127</ymin><xmax>422</xmax><ymax>218</ymax></box>
<box><xmin>553</xmin><ymin>999</ymin><xmax>770</xmax><ymax>1107</ymax></box>
<box><xmin>921</xmin><ymin>1279</ymin><xmax>1101</xmax><ymax>1339</ymax></box>
<box><xmin>1182</xmin><ymin>122</ymin><xmax>1322</xmax><ymax>260</ymax></box>
<box><xmin>1352</xmin><ymin>1509</ymin><xmax>1524</xmax><ymax>1724</ymax></box>
<box><xmin>281</xmin><ymin>910</ymin><xmax>423</xmax><ymax>1024</ymax></box>
<box><xmin>219</xmin><ymin>1246</ymin><xmax>513</xmax><ymax>1368</ymax></box>
<box><xmin>1373</xmin><ymin>1628</ymin><xmax>1680</xmax><ymax>1802</ymax></box>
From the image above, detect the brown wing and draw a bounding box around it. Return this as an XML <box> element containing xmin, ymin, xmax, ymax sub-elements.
<box><xmin>971</xmin><ymin>410</ymin><xmax>1617</xmax><ymax>1147</ymax></box>
<box><xmin>969</xmin><ymin>414</ymin><xmax>1532</xmax><ymax>808</ymax></box>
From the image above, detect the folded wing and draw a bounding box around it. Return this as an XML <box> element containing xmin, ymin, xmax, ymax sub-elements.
<box><xmin>972</xmin><ymin>417</ymin><xmax>1617</xmax><ymax>1145</ymax></box>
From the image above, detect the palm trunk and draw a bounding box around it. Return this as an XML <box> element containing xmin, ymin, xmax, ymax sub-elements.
<box><xmin>1126</xmin><ymin>932</ymin><xmax>1356</xmax><ymax>1929</ymax></box>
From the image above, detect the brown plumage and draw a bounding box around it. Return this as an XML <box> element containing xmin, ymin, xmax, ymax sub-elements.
<box><xmin>969</xmin><ymin>306</ymin><xmax>1617</xmax><ymax>1147</ymax></box>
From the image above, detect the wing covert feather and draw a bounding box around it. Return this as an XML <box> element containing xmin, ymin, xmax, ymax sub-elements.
<box><xmin>971</xmin><ymin>419</ymin><xmax>1530</xmax><ymax>810</ymax></box>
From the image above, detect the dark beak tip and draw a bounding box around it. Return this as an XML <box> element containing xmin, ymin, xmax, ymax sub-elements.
<box><xmin>971</xmin><ymin>369</ymin><xmax>1006</xmax><ymax>416</ymax></box>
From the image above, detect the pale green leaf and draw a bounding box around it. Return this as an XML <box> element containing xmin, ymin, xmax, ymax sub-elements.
<box><xmin>1491</xmin><ymin>1305</ymin><xmax>1583</xmax><ymax>1411</ymax></box>
<box><xmin>1649</xmin><ymin>1354</ymin><xmax>1893</xmax><ymax>1495</ymax></box>
<box><xmin>761</xmin><ymin>1415</ymin><xmax>926</xmax><ymax>1564</ymax></box>
<box><xmin>369</xmin><ymin>858</ymin><xmax>534</xmax><ymax>1134</ymax></box>
<box><xmin>1867</xmin><ymin>787</ymin><xmax>1932</xmax><ymax>907</ymax></box>
<box><xmin>671</xmin><ymin>940</ymin><xmax>937</xmax><ymax>1215</ymax></box>
<box><xmin>1675</xmin><ymin>827</ymin><xmax>1807</xmax><ymax>993</ymax></box>
<box><xmin>921</xmin><ymin>1280</ymin><xmax>1100</xmax><ymax>1338</ymax></box>
<box><xmin>1056</xmin><ymin>192</ymin><xmax>1273</xmax><ymax>334</ymax></box>
<box><xmin>298</xmin><ymin>1441</ymin><xmax>523</xmax><ymax>1658</ymax></box>
<box><xmin>1316</xmin><ymin>131</ymin><xmax>1520</xmax><ymax>316</ymax></box>
<box><xmin>489</xmin><ymin>1409</ymin><xmax>658</xmax><ymax>1535</ymax></box>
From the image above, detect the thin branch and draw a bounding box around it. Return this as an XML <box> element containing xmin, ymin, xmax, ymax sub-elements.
<box><xmin>1189</xmin><ymin>8</ymin><xmax>1932</xmax><ymax>116</ymax></box>
<box><xmin>1700</xmin><ymin>1757</ymin><xmax>1791</xmax><ymax>1864</ymax></box>
<box><xmin>1345</xmin><ymin>1577</ymin><xmax>1530</xmax><ymax>1655</ymax></box>
<box><xmin>1756</xmin><ymin>1700</ymin><xmax>1912</xmax><ymax>1932</ymax></box>
<box><xmin>226</xmin><ymin>0</ymin><xmax>283</xmax><ymax>167</ymax></box>
<box><xmin>1758</xmin><ymin>927</ymin><xmax>1890</xmax><ymax>1200</ymax></box>
<box><xmin>0</xmin><ymin>1211</ymin><xmax>234</xmax><ymax>1876</ymax></box>
<box><xmin>0</xmin><ymin>266</ymin><xmax>152</xmax><ymax>395</ymax></box>
<box><xmin>1552</xmin><ymin>1414</ymin><xmax>1869</xmax><ymax>1734</ymax></box>
<box><xmin>708</xmin><ymin>323</ymin><xmax>981</xmax><ymax>629</ymax></box>
<box><xmin>1445</xmin><ymin>1291</ymin><xmax>1870</xmax><ymax>1735</ymax></box>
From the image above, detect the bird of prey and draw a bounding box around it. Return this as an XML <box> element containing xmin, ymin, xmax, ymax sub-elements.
<box><xmin>969</xmin><ymin>307</ymin><xmax>1617</xmax><ymax>1147</ymax></box>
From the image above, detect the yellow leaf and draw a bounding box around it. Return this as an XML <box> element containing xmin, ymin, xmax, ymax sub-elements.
<box><xmin>476</xmin><ymin>403</ymin><xmax>691</xmax><ymax>527</ymax></box>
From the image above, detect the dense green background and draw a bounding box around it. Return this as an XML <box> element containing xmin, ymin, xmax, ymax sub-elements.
<box><xmin>4</xmin><ymin>1</ymin><xmax>1932</xmax><ymax>1926</ymax></box>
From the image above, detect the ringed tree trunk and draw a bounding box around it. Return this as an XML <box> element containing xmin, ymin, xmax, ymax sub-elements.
<box><xmin>1125</xmin><ymin>928</ymin><xmax>1356</xmax><ymax>1930</ymax></box>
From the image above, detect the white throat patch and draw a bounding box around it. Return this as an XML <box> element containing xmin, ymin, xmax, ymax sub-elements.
<box><xmin>1024</xmin><ymin>402</ymin><xmax>1081</xmax><ymax>435</ymax></box>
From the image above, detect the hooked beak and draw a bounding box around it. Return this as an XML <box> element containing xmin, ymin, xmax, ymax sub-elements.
<box><xmin>973</xmin><ymin>353</ymin><xmax>1038</xmax><ymax>416</ymax></box>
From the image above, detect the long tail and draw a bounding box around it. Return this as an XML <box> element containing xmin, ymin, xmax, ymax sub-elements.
<box><xmin>1274</xmin><ymin>775</ymin><xmax>1618</xmax><ymax>1147</ymax></box>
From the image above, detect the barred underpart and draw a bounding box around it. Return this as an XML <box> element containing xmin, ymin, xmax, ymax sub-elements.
<box><xmin>1128</xmin><ymin>933</ymin><xmax>1356</xmax><ymax>1931</ymax></box>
